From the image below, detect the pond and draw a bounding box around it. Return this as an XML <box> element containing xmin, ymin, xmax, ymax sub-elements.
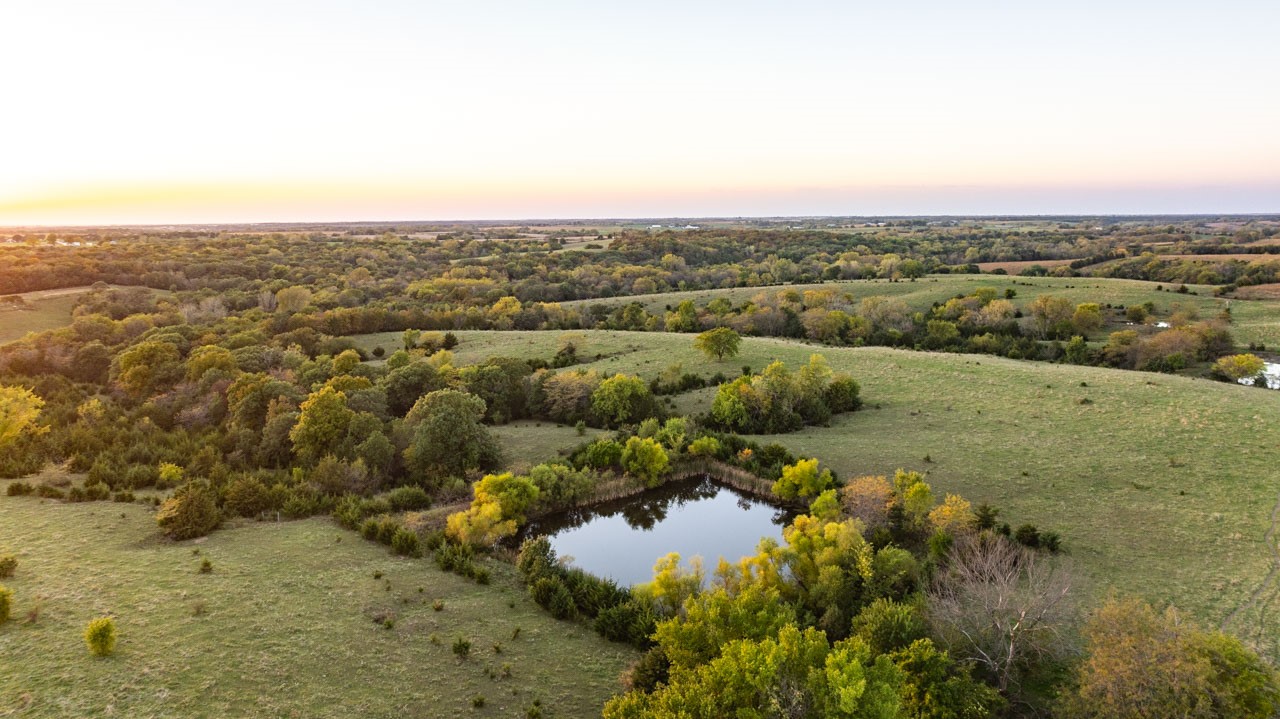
<box><xmin>519</xmin><ymin>476</ymin><xmax>794</xmax><ymax>586</ymax></box>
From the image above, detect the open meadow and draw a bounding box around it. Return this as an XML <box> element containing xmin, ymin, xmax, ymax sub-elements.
<box><xmin>0</xmin><ymin>488</ymin><xmax>635</xmax><ymax>718</ymax></box>
<box><xmin>0</xmin><ymin>291</ymin><xmax>84</xmax><ymax>345</ymax></box>
<box><xmin>349</xmin><ymin>327</ymin><xmax>1280</xmax><ymax>657</ymax></box>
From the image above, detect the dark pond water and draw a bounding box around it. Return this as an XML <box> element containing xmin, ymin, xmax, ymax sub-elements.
<box><xmin>518</xmin><ymin>476</ymin><xmax>794</xmax><ymax>586</ymax></box>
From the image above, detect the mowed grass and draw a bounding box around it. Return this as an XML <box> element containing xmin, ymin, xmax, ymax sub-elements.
<box><xmin>347</xmin><ymin>329</ymin><xmax>1280</xmax><ymax>657</ymax></box>
<box><xmin>0</xmin><ymin>295</ymin><xmax>80</xmax><ymax>345</ymax></box>
<box><xmin>490</xmin><ymin>420</ymin><xmax>607</xmax><ymax>471</ymax></box>
<box><xmin>0</xmin><ymin>492</ymin><xmax>635</xmax><ymax>718</ymax></box>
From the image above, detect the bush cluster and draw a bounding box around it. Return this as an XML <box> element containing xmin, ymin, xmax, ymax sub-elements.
<box><xmin>516</xmin><ymin>537</ymin><xmax>652</xmax><ymax>647</ymax></box>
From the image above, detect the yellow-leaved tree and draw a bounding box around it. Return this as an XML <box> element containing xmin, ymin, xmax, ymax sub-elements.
<box><xmin>0</xmin><ymin>386</ymin><xmax>44</xmax><ymax>449</ymax></box>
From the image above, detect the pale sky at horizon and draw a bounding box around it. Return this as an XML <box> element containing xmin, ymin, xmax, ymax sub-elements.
<box><xmin>3</xmin><ymin>0</ymin><xmax>1278</xmax><ymax>224</ymax></box>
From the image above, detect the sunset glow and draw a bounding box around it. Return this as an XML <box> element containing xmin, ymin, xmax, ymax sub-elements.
<box><xmin>4</xmin><ymin>0</ymin><xmax>1279</xmax><ymax>224</ymax></box>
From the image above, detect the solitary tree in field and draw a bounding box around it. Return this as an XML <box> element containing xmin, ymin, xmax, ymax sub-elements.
<box><xmin>693</xmin><ymin>327</ymin><xmax>741</xmax><ymax>361</ymax></box>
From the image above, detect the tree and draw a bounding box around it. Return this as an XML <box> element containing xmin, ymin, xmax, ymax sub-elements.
<box><xmin>289</xmin><ymin>386</ymin><xmax>357</xmax><ymax>466</ymax></box>
<box><xmin>1213</xmin><ymin>353</ymin><xmax>1266</xmax><ymax>381</ymax></box>
<box><xmin>622</xmin><ymin>436</ymin><xmax>669</xmax><ymax>488</ymax></box>
<box><xmin>1060</xmin><ymin>596</ymin><xmax>1280</xmax><ymax>719</ymax></box>
<box><xmin>693</xmin><ymin>327</ymin><xmax>741</xmax><ymax>361</ymax></box>
<box><xmin>112</xmin><ymin>340</ymin><xmax>182</xmax><ymax>397</ymax></box>
<box><xmin>446</xmin><ymin>472</ymin><xmax>541</xmax><ymax>546</ymax></box>
<box><xmin>927</xmin><ymin>535</ymin><xmax>1077</xmax><ymax>693</ymax></box>
<box><xmin>928</xmin><ymin>494</ymin><xmax>975</xmax><ymax>534</ymax></box>
<box><xmin>591</xmin><ymin>374</ymin><xmax>656</xmax><ymax>427</ymax></box>
<box><xmin>841</xmin><ymin>475</ymin><xmax>894</xmax><ymax>530</ymax></box>
<box><xmin>773</xmin><ymin>458</ymin><xmax>834</xmax><ymax>500</ymax></box>
<box><xmin>404</xmin><ymin>389</ymin><xmax>499</xmax><ymax>481</ymax></box>
<box><xmin>382</xmin><ymin>361</ymin><xmax>445</xmax><ymax>416</ymax></box>
<box><xmin>0</xmin><ymin>386</ymin><xmax>43</xmax><ymax>450</ymax></box>
<box><xmin>1064</xmin><ymin>335</ymin><xmax>1090</xmax><ymax>365</ymax></box>
<box><xmin>603</xmin><ymin>624</ymin><xmax>901</xmax><ymax>719</ymax></box>
<box><xmin>185</xmin><ymin>345</ymin><xmax>237</xmax><ymax>382</ymax></box>
<box><xmin>275</xmin><ymin>286</ymin><xmax>313</xmax><ymax>313</ymax></box>
<box><xmin>1028</xmin><ymin>295</ymin><xmax>1074</xmax><ymax>337</ymax></box>
<box><xmin>1071</xmin><ymin>302</ymin><xmax>1104</xmax><ymax>334</ymax></box>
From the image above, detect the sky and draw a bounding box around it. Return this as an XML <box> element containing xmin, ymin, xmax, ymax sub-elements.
<box><xmin>2</xmin><ymin>0</ymin><xmax>1278</xmax><ymax>224</ymax></box>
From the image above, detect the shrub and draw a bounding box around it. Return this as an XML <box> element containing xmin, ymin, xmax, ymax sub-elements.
<box><xmin>1014</xmin><ymin>523</ymin><xmax>1041</xmax><ymax>549</ymax></box>
<box><xmin>0</xmin><ymin>585</ymin><xmax>11</xmax><ymax>624</ymax></box>
<box><xmin>335</xmin><ymin>497</ymin><xmax>390</xmax><ymax>530</ymax></box>
<box><xmin>124</xmin><ymin>463</ymin><xmax>159</xmax><ymax>490</ymax></box>
<box><xmin>594</xmin><ymin>599</ymin><xmax>658</xmax><ymax>647</ymax></box>
<box><xmin>225</xmin><ymin>476</ymin><xmax>272</xmax><ymax>518</ymax></box>
<box><xmin>391</xmin><ymin>527</ymin><xmax>421</xmax><ymax>557</ymax></box>
<box><xmin>561</xmin><ymin>567</ymin><xmax>628</xmax><ymax>618</ymax></box>
<box><xmin>0</xmin><ymin>555</ymin><xmax>14</xmax><ymax>578</ymax></box>
<box><xmin>452</xmin><ymin>636</ymin><xmax>472</xmax><ymax>659</ymax></box>
<box><xmin>85</xmin><ymin>616</ymin><xmax>117</xmax><ymax>656</ymax></box>
<box><xmin>516</xmin><ymin>537</ymin><xmax>557</xmax><ymax>584</ymax></box>
<box><xmin>579</xmin><ymin>438</ymin><xmax>623</xmax><ymax>470</ymax></box>
<box><xmin>626</xmin><ymin>646</ymin><xmax>671</xmax><ymax>692</ymax></box>
<box><xmin>35</xmin><ymin>484</ymin><xmax>65</xmax><ymax>499</ymax></box>
<box><xmin>375</xmin><ymin>517</ymin><xmax>401</xmax><ymax>545</ymax></box>
<box><xmin>199</xmin><ymin>558</ymin><xmax>213</xmax><ymax>574</ymax></box>
<box><xmin>6</xmin><ymin>482</ymin><xmax>33</xmax><ymax>496</ymax></box>
<box><xmin>530</xmin><ymin>576</ymin><xmax>576</xmax><ymax>620</ymax></box>
<box><xmin>386</xmin><ymin>485</ymin><xmax>431</xmax><ymax>512</ymax></box>
<box><xmin>156</xmin><ymin>482</ymin><xmax>221</xmax><ymax>540</ymax></box>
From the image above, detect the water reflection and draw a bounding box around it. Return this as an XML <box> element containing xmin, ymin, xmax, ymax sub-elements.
<box><xmin>518</xmin><ymin>476</ymin><xmax>794</xmax><ymax>586</ymax></box>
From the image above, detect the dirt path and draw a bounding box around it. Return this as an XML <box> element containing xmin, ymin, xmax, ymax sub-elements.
<box><xmin>1221</xmin><ymin>489</ymin><xmax>1280</xmax><ymax>647</ymax></box>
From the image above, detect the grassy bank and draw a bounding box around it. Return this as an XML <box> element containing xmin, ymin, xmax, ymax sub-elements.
<box><xmin>0</xmin><ymin>491</ymin><xmax>635</xmax><ymax>717</ymax></box>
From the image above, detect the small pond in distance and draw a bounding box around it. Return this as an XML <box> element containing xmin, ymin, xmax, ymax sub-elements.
<box><xmin>519</xmin><ymin>476</ymin><xmax>794</xmax><ymax>587</ymax></box>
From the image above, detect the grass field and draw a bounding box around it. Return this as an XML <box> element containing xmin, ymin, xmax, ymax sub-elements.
<box><xmin>974</xmin><ymin>259</ymin><xmax>1076</xmax><ymax>273</ymax></box>
<box><xmin>344</xmin><ymin>328</ymin><xmax>1280</xmax><ymax>657</ymax></box>
<box><xmin>0</xmin><ymin>491</ymin><xmax>635</xmax><ymax>718</ymax></box>
<box><xmin>490</xmin><ymin>420</ymin><xmax>607</xmax><ymax>471</ymax></box>
<box><xmin>0</xmin><ymin>294</ymin><xmax>81</xmax><ymax>345</ymax></box>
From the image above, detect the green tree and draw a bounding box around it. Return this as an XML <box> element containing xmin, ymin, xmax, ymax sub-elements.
<box><xmin>404</xmin><ymin>389</ymin><xmax>499</xmax><ymax>481</ymax></box>
<box><xmin>112</xmin><ymin>340</ymin><xmax>182</xmax><ymax>397</ymax></box>
<box><xmin>693</xmin><ymin>327</ymin><xmax>742</xmax><ymax>361</ymax></box>
<box><xmin>1071</xmin><ymin>302</ymin><xmax>1104</xmax><ymax>334</ymax></box>
<box><xmin>185</xmin><ymin>345</ymin><xmax>237</xmax><ymax>382</ymax></box>
<box><xmin>289</xmin><ymin>386</ymin><xmax>358</xmax><ymax>466</ymax></box>
<box><xmin>603</xmin><ymin>625</ymin><xmax>901</xmax><ymax>719</ymax></box>
<box><xmin>591</xmin><ymin>374</ymin><xmax>655</xmax><ymax>427</ymax></box>
<box><xmin>1064</xmin><ymin>335</ymin><xmax>1090</xmax><ymax>364</ymax></box>
<box><xmin>622</xmin><ymin>436</ymin><xmax>670</xmax><ymax>488</ymax></box>
<box><xmin>665</xmin><ymin>300</ymin><xmax>700</xmax><ymax>332</ymax></box>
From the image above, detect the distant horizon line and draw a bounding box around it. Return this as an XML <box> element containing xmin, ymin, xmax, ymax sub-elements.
<box><xmin>4</xmin><ymin>211</ymin><xmax>1280</xmax><ymax>231</ymax></box>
